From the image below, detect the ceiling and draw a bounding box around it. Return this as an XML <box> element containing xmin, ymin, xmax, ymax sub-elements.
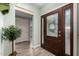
<box><xmin>30</xmin><ymin>3</ymin><xmax>46</xmax><ymax>8</ymax></box>
<box><xmin>15</xmin><ymin>3</ymin><xmax>46</xmax><ymax>19</ymax></box>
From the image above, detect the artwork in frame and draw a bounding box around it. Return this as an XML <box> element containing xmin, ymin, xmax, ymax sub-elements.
<box><xmin>47</xmin><ymin>13</ymin><xmax>58</xmax><ymax>37</ymax></box>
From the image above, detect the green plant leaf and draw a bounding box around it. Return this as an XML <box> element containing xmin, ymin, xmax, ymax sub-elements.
<box><xmin>1</xmin><ymin>25</ymin><xmax>21</xmax><ymax>41</ymax></box>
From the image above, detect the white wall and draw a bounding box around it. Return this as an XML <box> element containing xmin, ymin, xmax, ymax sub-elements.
<box><xmin>0</xmin><ymin>12</ymin><xmax>4</xmax><ymax>56</ymax></box>
<box><xmin>2</xmin><ymin>4</ymin><xmax>15</xmax><ymax>56</ymax></box>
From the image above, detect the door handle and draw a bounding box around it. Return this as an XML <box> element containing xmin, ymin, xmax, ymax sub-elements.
<box><xmin>58</xmin><ymin>31</ymin><xmax>61</xmax><ymax>33</ymax></box>
<box><xmin>58</xmin><ymin>34</ymin><xmax>61</xmax><ymax>37</ymax></box>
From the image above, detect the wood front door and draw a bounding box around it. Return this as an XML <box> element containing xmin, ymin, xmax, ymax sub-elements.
<box><xmin>41</xmin><ymin>3</ymin><xmax>73</xmax><ymax>56</ymax></box>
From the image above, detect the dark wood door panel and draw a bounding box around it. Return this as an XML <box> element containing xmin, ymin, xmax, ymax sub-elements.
<box><xmin>43</xmin><ymin>8</ymin><xmax>65</xmax><ymax>56</ymax></box>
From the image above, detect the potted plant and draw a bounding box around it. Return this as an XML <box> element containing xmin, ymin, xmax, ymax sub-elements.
<box><xmin>1</xmin><ymin>25</ymin><xmax>21</xmax><ymax>56</ymax></box>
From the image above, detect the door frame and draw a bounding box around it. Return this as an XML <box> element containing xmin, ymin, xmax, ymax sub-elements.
<box><xmin>41</xmin><ymin>3</ymin><xmax>77</xmax><ymax>56</ymax></box>
<box><xmin>15</xmin><ymin>5</ymin><xmax>34</xmax><ymax>50</ymax></box>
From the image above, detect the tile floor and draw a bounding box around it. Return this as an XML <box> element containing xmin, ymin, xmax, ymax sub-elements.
<box><xmin>15</xmin><ymin>41</ymin><xmax>55</xmax><ymax>56</ymax></box>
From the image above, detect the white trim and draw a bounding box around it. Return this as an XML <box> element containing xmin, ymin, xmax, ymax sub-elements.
<box><xmin>41</xmin><ymin>3</ymin><xmax>77</xmax><ymax>56</ymax></box>
<box><xmin>15</xmin><ymin>5</ymin><xmax>33</xmax><ymax>15</ymax></box>
<box><xmin>15</xmin><ymin>5</ymin><xmax>34</xmax><ymax>50</ymax></box>
<box><xmin>73</xmin><ymin>3</ymin><xmax>77</xmax><ymax>56</ymax></box>
<box><xmin>33</xmin><ymin>44</ymin><xmax>40</xmax><ymax>49</ymax></box>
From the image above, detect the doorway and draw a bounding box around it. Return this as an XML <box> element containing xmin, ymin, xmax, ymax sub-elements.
<box><xmin>15</xmin><ymin>9</ymin><xmax>33</xmax><ymax>55</ymax></box>
<box><xmin>41</xmin><ymin>3</ymin><xmax>73</xmax><ymax>56</ymax></box>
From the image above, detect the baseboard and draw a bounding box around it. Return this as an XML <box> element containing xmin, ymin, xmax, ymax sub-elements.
<box><xmin>33</xmin><ymin>44</ymin><xmax>40</xmax><ymax>49</ymax></box>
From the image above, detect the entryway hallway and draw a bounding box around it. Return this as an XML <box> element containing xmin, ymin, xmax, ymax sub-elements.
<box><xmin>0</xmin><ymin>3</ymin><xmax>77</xmax><ymax>56</ymax></box>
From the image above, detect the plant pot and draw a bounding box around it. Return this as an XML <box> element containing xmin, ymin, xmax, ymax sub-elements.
<box><xmin>9</xmin><ymin>51</ymin><xmax>17</xmax><ymax>56</ymax></box>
